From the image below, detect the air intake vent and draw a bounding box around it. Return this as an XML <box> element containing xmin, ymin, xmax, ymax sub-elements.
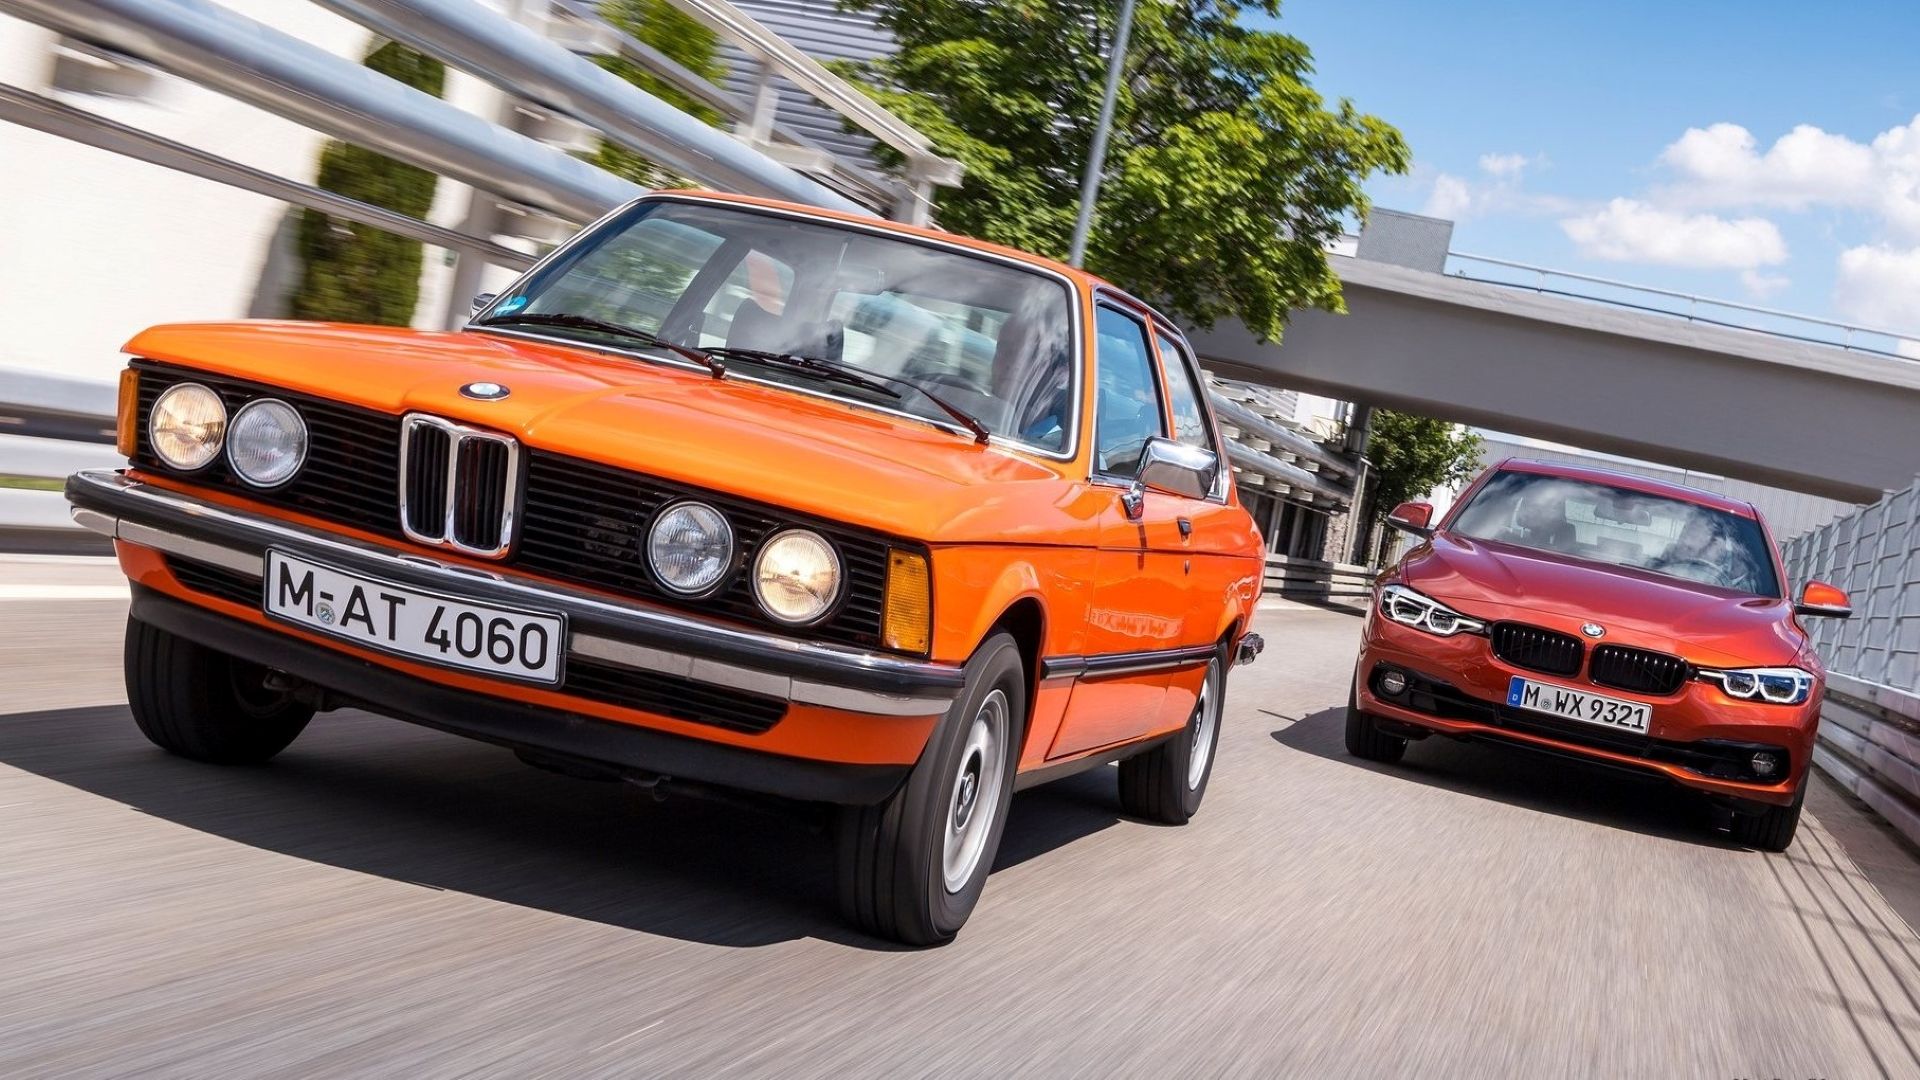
<box><xmin>1490</xmin><ymin>622</ymin><xmax>1584</xmax><ymax>677</ymax></box>
<box><xmin>399</xmin><ymin>414</ymin><xmax>518</xmax><ymax>558</ymax></box>
<box><xmin>1590</xmin><ymin>645</ymin><xmax>1689</xmax><ymax>695</ymax></box>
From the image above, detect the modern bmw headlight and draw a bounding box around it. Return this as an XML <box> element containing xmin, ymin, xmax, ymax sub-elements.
<box><xmin>226</xmin><ymin>399</ymin><xmax>307</xmax><ymax>487</ymax></box>
<box><xmin>1378</xmin><ymin>583</ymin><xmax>1486</xmax><ymax>637</ymax></box>
<box><xmin>1697</xmin><ymin>666</ymin><xmax>1814</xmax><ymax>705</ymax></box>
<box><xmin>148</xmin><ymin>382</ymin><xmax>227</xmax><ymax>471</ymax></box>
<box><xmin>754</xmin><ymin>529</ymin><xmax>841</xmax><ymax>624</ymax></box>
<box><xmin>648</xmin><ymin>501</ymin><xmax>733</xmax><ymax>594</ymax></box>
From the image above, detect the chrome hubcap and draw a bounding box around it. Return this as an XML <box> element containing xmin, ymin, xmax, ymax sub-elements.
<box><xmin>1187</xmin><ymin>667</ymin><xmax>1218</xmax><ymax>790</ymax></box>
<box><xmin>943</xmin><ymin>689</ymin><xmax>1008</xmax><ymax>894</ymax></box>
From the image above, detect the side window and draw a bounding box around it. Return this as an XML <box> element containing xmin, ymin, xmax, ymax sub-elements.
<box><xmin>1092</xmin><ymin>306</ymin><xmax>1167</xmax><ymax>478</ymax></box>
<box><xmin>1154</xmin><ymin>331</ymin><xmax>1214</xmax><ymax>452</ymax></box>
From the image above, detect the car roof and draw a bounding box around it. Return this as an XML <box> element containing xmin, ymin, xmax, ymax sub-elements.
<box><xmin>1492</xmin><ymin>458</ymin><xmax>1759</xmax><ymax>519</ymax></box>
<box><xmin>650</xmin><ymin>188</ymin><xmax>1150</xmax><ymax>307</ymax></box>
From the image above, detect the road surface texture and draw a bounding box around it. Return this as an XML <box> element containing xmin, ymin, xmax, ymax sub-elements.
<box><xmin>3</xmin><ymin>561</ymin><xmax>1919</xmax><ymax>1077</ymax></box>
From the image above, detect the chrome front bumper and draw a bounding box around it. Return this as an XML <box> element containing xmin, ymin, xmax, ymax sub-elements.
<box><xmin>67</xmin><ymin>469</ymin><xmax>964</xmax><ymax>718</ymax></box>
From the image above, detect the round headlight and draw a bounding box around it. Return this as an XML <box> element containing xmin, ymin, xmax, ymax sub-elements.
<box><xmin>226</xmin><ymin>399</ymin><xmax>308</xmax><ymax>488</ymax></box>
<box><xmin>148</xmin><ymin>382</ymin><xmax>227</xmax><ymax>471</ymax></box>
<box><xmin>648</xmin><ymin>501</ymin><xmax>733</xmax><ymax>594</ymax></box>
<box><xmin>753</xmin><ymin>529</ymin><xmax>841</xmax><ymax>624</ymax></box>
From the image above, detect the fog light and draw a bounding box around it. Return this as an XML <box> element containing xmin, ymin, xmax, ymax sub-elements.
<box><xmin>1378</xmin><ymin>669</ymin><xmax>1408</xmax><ymax>696</ymax></box>
<box><xmin>1750</xmin><ymin>751</ymin><xmax>1781</xmax><ymax>779</ymax></box>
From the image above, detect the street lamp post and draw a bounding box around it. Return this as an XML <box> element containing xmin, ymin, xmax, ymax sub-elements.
<box><xmin>1066</xmin><ymin>0</ymin><xmax>1138</xmax><ymax>268</ymax></box>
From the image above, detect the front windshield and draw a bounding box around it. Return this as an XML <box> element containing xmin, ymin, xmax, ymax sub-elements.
<box><xmin>1450</xmin><ymin>470</ymin><xmax>1782</xmax><ymax>597</ymax></box>
<box><xmin>479</xmin><ymin>199</ymin><xmax>1077</xmax><ymax>452</ymax></box>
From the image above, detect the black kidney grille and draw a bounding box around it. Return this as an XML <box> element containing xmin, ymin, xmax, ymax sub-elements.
<box><xmin>454</xmin><ymin>438</ymin><xmax>511</xmax><ymax>551</ymax></box>
<box><xmin>1590</xmin><ymin>645</ymin><xmax>1690</xmax><ymax>695</ymax></box>
<box><xmin>403</xmin><ymin>421</ymin><xmax>452</xmax><ymax>538</ymax></box>
<box><xmin>134</xmin><ymin>361</ymin><xmax>403</xmax><ymax>537</ymax></box>
<box><xmin>515</xmin><ymin>450</ymin><xmax>892</xmax><ymax>651</ymax></box>
<box><xmin>1491</xmin><ymin>622</ymin><xmax>1584</xmax><ymax>676</ymax></box>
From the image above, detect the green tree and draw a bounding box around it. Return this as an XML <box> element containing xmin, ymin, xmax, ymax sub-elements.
<box><xmin>289</xmin><ymin>41</ymin><xmax>445</xmax><ymax>326</ymax></box>
<box><xmin>589</xmin><ymin>0</ymin><xmax>724</xmax><ymax>187</ymax></box>
<box><xmin>839</xmin><ymin>0</ymin><xmax>1409</xmax><ymax>340</ymax></box>
<box><xmin>1361</xmin><ymin>408</ymin><xmax>1482</xmax><ymax>535</ymax></box>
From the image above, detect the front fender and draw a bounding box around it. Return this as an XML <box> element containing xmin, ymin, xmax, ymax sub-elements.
<box><xmin>927</xmin><ymin>545</ymin><xmax>1093</xmax><ymax>663</ymax></box>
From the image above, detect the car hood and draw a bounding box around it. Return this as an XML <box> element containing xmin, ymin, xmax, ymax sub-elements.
<box><xmin>1402</xmin><ymin>532</ymin><xmax>1803</xmax><ymax>666</ymax></box>
<box><xmin>126</xmin><ymin>321</ymin><xmax>1094</xmax><ymax>544</ymax></box>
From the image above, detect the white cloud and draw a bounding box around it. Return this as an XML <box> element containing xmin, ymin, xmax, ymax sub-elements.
<box><xmin>1561</xmin><ymin>199</ymin><xmax>1788</xmax><ymax>269</ymax></box>
<box><xmin>1834</xmin><ymin>244</ymin><xmax>1920</xmax><ymax>333</ymax></box>
<box><xmin>1739</xmin><ymin>269</ymin><xmax>1791</xmax><ymax>299</ymax></box>
<box><xmin>1478</xmin><ymin>152</ymin><xmax>1532</xmax><ymax>178</ymax></box>
<box><xmin>1418</xmin><ymin>153</ymin><xmax>1564</xmax><ymax>221</ymax></box>
<box><xmin>1657</xmin><ymin>117</ymin><xmax>1920</xmax><ymax>237</ymax></box>
<box><xmin>1422</xmin><ymin>174</ymin><xmax>1473</xmax><ymax>219</ymax></box>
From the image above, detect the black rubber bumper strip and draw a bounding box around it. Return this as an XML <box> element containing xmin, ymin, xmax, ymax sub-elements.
<box><xmin>129</xmin><ymin>586</ymin><xmax>911</xmax><ymax>805</ymax></box>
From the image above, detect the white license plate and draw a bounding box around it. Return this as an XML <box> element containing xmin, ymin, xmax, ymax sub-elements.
<box><xmin>1506</xmin><ymin>676</ymin><xmax>1649</xmax><ymax>734</ymax></box>
<box><xmin>264</xmin><ymin>550</ymin><xmax>564</xmax><ymax>684</ymax></box>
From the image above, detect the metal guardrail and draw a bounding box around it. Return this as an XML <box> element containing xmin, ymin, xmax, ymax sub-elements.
<box><xmin>1817</xmin><ymin>674</ymin><xmax>1920</xmax><ymax>851</ymax></box>
<box><xmin>1447</xmin><ymin>252</ymin><xmax>1920</xmax><ymax>361</ymax></box>
<box><xmin>1263</xmin><ymin>553</ymin><xmax>1374</xmax><ymax>603</ymax></box>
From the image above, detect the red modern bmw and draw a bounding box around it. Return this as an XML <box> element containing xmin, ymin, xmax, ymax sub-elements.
<box><xmin>1348</xmin><ymin>459</ymin><xmax>1853</xmax><ymax>850</ymax></box>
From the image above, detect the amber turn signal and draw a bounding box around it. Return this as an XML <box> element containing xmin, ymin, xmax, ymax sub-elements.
<box><xmin>883</xmin><ymin>548</ymin><xmax>932</xmax><ymax>654</ymax></box>
<box><xmin>115</xmin><ymin>368</ymin><xmax>139</xmax><ymax>459</ymax></box>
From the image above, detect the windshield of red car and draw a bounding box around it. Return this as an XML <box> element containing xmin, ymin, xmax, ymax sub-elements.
<box><xmin>1449</xmin><ymin>471</ymin><xmax>1782</xmax><ymax>597</ymax></box>
<box><xmin>482</xmin><ymin>200</ymin><xmax>1078</xmax><ymax>453</ymax></box>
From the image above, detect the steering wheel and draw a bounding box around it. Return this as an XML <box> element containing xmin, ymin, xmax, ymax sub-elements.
<box><xmin>915</xmin><ymin>371</ymin><xmax>986</xmax><ymax>395</ymax></box>
<box><xmin>1658</xmin><ymin>557</ymin><xmax>1722</xmax><ymax>583</ymax></box>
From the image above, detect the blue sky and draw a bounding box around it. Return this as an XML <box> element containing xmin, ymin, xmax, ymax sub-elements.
<box><xmin>1263</xmin><ymin>0</ymin><xmax>1920</xmax><ymax>338</ymax></box>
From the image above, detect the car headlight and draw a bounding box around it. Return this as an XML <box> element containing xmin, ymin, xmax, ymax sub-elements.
<box><xmin>1697</xmin><ymin>666</ymin><xmax>1814</xmax><ymax>705</ymax></box>
<box><xmin>648</xmin><ymin>501</ymin><xmax>733</xmax><ymax>595</ymax></box>
<box><xmin>1378</xmin><ymin>583</ymin><xmax>1486</xmax><ymax>637</ymax></box>
<box><xmin>148</xmin><ymin>382</ymin><xmax>227</xmax><ymax>471</ymax></box>
<box><xmin>226</xmin><ymin>399</ymin><xmax>308</xmax><ymax>487</ymax></box>
<box><xmin>754</xmin><ymin>529</ymin><xmax>841</xmax><ymax>624</ymax></box>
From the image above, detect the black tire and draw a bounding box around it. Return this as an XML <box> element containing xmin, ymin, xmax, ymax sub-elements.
<box><xmin>1729</xmin><ymin>784</ymin><xmax>1805</xmax><ymax>852</ymax></box>
<box><xmin>1118</xmin><ymin>653</ymin><xmax>1225</xmax><ymax>824</ymax></box>
<box><xmin>837</xmin><ymin>632</ymin><xmax>1025</xmax><ymax>946</ymax></box>
<box><xmin>124</xmin><ymin>617</ymin><xmax>315</xmax><ymax>765</ymax></box>
<box><xmin>1344</xmin><ymin>673</ymin><xmax>1407</xmax><ymax>763</ymax></box>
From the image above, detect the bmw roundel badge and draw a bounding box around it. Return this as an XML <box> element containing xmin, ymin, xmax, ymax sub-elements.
<box><xmin>1581</xmin><ymin>622</ymin><xmax>1605</xmax><ymax>638</ymax></box>
<box><xmin>460</xmin><ymin>381</ymin><xmax>510</xmax><ymax>401</ymax></box>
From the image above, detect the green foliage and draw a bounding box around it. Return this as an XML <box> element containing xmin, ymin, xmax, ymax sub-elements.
<box><xmin>1364</xmin><ymin>409</ymin><xmax>1483</xmax><ymax>523</ymax></box>
<box><xmin>590</xmin><ymin>0</ymin><xmax>724</xmax><ymax>187</ymax></box>
<box><xmin>839</xmin><ymin>0</ymin><xmax>1409</xmax><ymax>340</ymax></box>
<box><xmin>288</xmin><ymin>42</ymin><xmax>445</xmax><ymax>326</ymax></box>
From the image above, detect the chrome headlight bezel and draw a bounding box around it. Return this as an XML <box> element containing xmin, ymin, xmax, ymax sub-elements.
<box><xmin>1696</xmin><ymin>666</ymin><xmax>1815</xmax><ymax>705</ymax></box>
<box><xmin>646</xmin><ymin>500</ymin><xmax>735</xmax><ymax>596</ymax></box>
<box><xmin>1378</xmin><ymin>583</ymin><xmax>1486</xmax><ymax>637</ymax></box>
<box><xmin>147</xmin><ymin>382</ymin><xmax>227</xmax><ymax>472</ymax></box>
<box><xmin>753</xmin><ymin>528</ymin><xmax>843</xmax><ymax>626</ymax></box>
<box><xmin>225</xmin><ymin>398</ymin><xmax>308</xmax><ymax>488</ymax></box>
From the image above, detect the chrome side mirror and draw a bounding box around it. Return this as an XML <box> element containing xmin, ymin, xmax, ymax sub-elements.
<box><xmin>1122</xmin><ymin>437</ymin><xmax>1218</xmax><ymax>519</ymax></box>
<box><xmin>470</xmin><ymin>292</ymin><xmax>498</xmax><ymax>316</ymax></box>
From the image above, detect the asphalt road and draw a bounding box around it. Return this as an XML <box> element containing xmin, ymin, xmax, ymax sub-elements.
<box><xmin>3</xmin><ymin>571</ymin><xmax>1920</xmax><ymax>1077</ymax></box>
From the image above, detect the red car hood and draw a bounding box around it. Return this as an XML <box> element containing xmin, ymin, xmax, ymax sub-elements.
<box><xmin>1403</xmin><ymin>533</ymin><xmax>1804</xmax><ymax>667</ymax></box>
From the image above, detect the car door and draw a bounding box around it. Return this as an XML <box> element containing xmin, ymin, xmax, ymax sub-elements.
<box><xmin>1148</xmin><ymin>326</ymin><xmax>1252</xmax><ymax>726</ymax></box>
<box><xmin>1047</xmin><ymin>302</ymin><xmax>1192</xmax><ymax>758</ymax></box>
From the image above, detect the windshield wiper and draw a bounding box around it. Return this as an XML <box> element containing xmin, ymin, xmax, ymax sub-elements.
<box><xmin>706</xmin><ymin>347</ymin><xmax>993</xmax><ymax>445</ymax></box>
<box><xmin>478</xmin><ymin>312</ymin><xmax>725</xmax><ymax>379</ymax></box>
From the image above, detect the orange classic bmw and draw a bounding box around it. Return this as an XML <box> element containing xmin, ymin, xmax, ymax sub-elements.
<box><xmin>66</xmin><ymin>190</ymin><xmax>1266</xmax><ymax>944</ymax></box>
<box><xmin>1348</xmin><ymin>459</ymin><xmax>1851</xmax><ymax>851</ymax></box>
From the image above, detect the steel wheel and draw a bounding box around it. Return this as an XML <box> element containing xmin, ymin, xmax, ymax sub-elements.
<box><xmin>1186</xmin><ymin>676</ymin><xmax>1218</xmax><ymax>790</ymax></box>
<box><xmin>943</xmin><ymin>687</ymin><xmax>1009</xmax><ymax>894</ymax></box>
